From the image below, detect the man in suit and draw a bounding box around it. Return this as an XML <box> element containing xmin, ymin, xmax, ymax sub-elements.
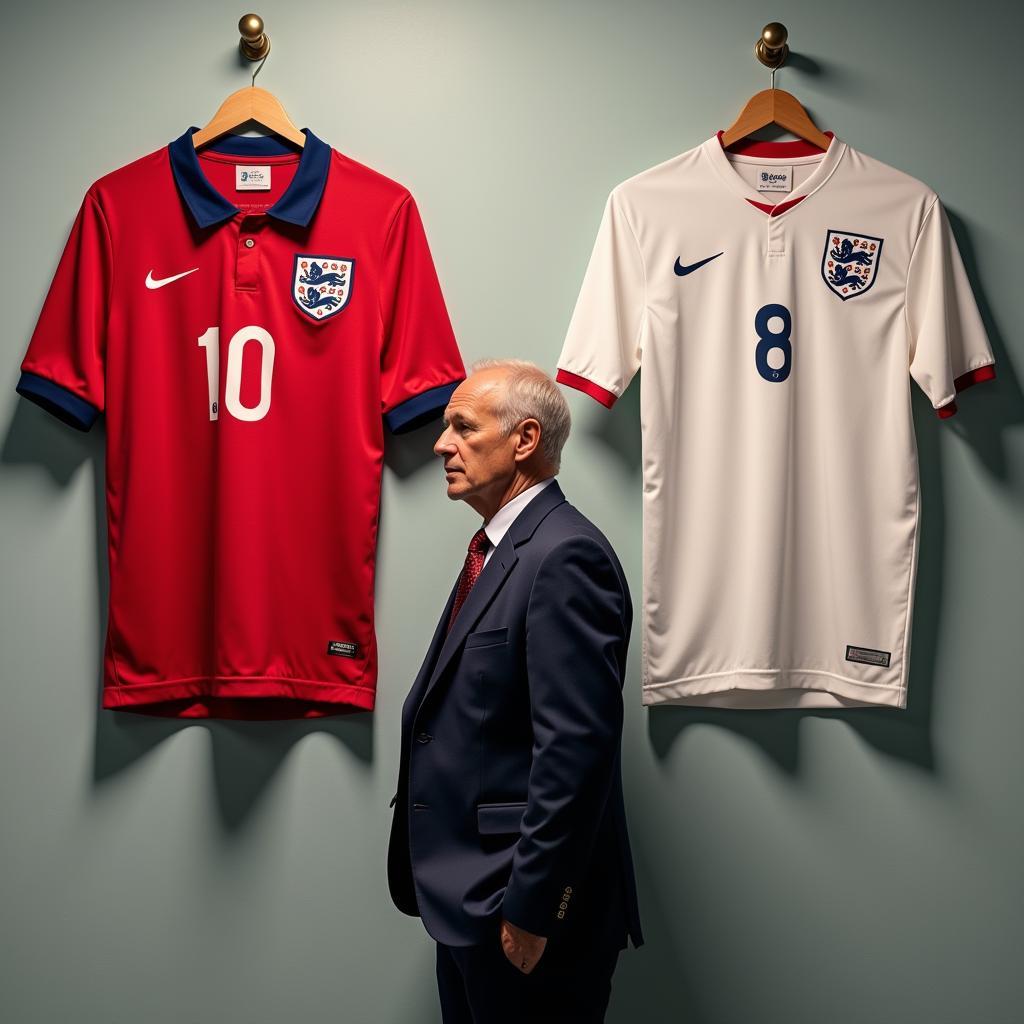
<box><xmin>388</xmin><ymin>358</ymin><xmax>643</xmax><ymax>1023</ymax></box>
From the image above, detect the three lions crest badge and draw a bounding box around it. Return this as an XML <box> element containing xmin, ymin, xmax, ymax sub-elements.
<box><xmin>821</xmin><ymin>230</ymin><xmax>883</xmax><ymax>300</ymax></box>
<box><xmin>292</xmin><ymin>255</ymin><xmax>355</xmax><ymax>321</ymax></box>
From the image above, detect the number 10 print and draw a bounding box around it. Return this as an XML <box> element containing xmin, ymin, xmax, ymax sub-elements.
<box><xmin>196</xmin><ymin>325</ymin><xmax>276</xmax><ymax>422</ymax></box>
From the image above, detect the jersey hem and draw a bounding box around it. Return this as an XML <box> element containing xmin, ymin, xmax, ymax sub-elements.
<box><xmin>101</xmin><ymin>675</ymin><xmax>376</xmax><ymax>718</ymax></box>
<box><xmin>642</xmin><ymin>668</ymin><xmax>906</xmax><ymax>710</ymax></box>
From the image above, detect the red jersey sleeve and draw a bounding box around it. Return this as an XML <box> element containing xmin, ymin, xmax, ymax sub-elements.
<box><xmin>378</xmin><ymin>195</ymin><xmax>464</xmax><ymax>433</ymax></box>
<box><xmin>17</xmin><ymin>189</ymin><xmax>112</xmax><ymax>431</ymax></box>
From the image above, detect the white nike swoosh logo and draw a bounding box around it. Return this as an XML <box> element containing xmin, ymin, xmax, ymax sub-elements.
<box><xmin>145</xmin><ymin>267</ymin><xmax>199</xmax><ymax>289</ymax></box>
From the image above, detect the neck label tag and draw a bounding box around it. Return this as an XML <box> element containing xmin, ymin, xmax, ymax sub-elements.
<box><xmin>236</xmin><ymin>165</ymin><xmax>272</xmax><ymax>191</ymax></box>
<box><xmin>756</xmin><ymin>165</ymin><xmax>793</xmax><ymax>192</ymax></box>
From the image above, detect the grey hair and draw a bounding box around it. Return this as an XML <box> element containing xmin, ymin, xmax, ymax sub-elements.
<box><xmin>470</xmin><ymin>358</ymin><xmax>571</xmax><ymax>472</ymax></box>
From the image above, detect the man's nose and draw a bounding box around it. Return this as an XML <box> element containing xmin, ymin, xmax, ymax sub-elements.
<box><xmin>434</xmin><ymin>429</ymin><xmax>454</xmax><ymax>456</ymax></box>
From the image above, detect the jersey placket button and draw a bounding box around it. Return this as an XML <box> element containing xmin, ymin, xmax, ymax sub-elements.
<box><xmin>767</xmin><ymin>216</ymin><xmax>786</xmax><ymax>258</ymax></box>
<box><xmin>236</xmin><ymin>217</ymin><xmax>263</xmax><ymax>291</ymax></box>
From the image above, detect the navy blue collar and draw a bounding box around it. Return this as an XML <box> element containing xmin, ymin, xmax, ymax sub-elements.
<box><xmin>168</xmin><ymin>127</ymin><xmax>331</xmax><ymax>229</ymax></box>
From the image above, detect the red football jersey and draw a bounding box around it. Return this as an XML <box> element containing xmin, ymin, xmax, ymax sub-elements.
<box><xmin>17</xmin><ymin>128</ymin><xmax>465</xmax><ymax>718</ymax></box>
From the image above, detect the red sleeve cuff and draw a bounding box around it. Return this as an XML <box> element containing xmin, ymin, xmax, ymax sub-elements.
<box><xmin>555</xmin><ymin>369</ymin><xmax>617</xmax><ymax>409</ymax></box>
<box><xmin>954</xmin><ymin>364</ymin><xmax>996</xmax><ymax>392</ymax></box>
<box><xmin>936</xmin><ymin>364</ymin><xmax>996</xmax><ymax>419</ymax></box>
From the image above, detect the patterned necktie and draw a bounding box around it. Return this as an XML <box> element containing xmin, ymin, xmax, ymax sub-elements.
<box><xmin>447</xmin><ymin>528</ymin><xmax>490</xmax><ymax>633</ymax></box>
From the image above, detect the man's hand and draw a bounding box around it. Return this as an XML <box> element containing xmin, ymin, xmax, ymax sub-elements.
<box><xmin>500</xmin><ymin>917</ymin><xmax>548</xmax><ymax>974</ymax></box>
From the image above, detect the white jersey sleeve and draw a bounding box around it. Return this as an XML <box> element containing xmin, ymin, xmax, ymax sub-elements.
<box><xmin>907</xmin><ymin>197</ymin><xmax>996</xmax><ymax>418</ymax></box>
<box><xmin>556</xmin><ymin>190</ymin><xmax>645</xmax><ymax>407</ymax></box>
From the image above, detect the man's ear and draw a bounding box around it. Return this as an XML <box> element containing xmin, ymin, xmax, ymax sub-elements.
<box><xmin>513</xmin><ymin>418</ymin><xmax>542</xmax><ymax>462</ymax></box>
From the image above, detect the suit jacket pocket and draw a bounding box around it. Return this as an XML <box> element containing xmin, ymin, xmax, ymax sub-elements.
<box><xmin>465</xmin><ymin>626</ymin><xmax>509</xmax><ymax>650</ymax></box>
<box><xmin>477</xmin><ymin>801</ymin><xmax>527</xmax><ymax>835</ymax></box>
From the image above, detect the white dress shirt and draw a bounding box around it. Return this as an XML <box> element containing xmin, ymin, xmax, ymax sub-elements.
<box><xmin>481</xmin><ymin>477</ymin><xmax>555</xmax><ymax>568</ymax></box>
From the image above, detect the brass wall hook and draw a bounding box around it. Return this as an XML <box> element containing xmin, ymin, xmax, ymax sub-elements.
<box><xmin>755</xmin><ymin>22</ymin><xmax>789</xmax><ymax>69</ymax></box>
<box><xmin>238</xmin><ymin>13</ymin><xmax>271</xmax><ymax>85</ymax></box>
<box><xmin>755</xmin><ymin>22</ymin><xmax>789</xmax><ymax>88</ymax></box>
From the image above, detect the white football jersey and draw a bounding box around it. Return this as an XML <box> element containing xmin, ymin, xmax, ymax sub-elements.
<box><xmin>557</xmin><ymin>133</ymin><xmax>995</xmax><ymax>709</ymax></box>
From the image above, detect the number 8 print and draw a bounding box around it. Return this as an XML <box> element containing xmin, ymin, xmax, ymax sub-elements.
<box><xmin>754</xmin><ymin>303</ymin><xmax>792</xmax><ymax>383</ymax></box>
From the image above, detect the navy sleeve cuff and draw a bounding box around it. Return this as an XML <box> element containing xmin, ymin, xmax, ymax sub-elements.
<box><xmin>500</xmin><ymin>881</ymin><xmax>557</xmax><ymax>938</ymax></box>
<box><xmin>16</xmin><ymin>371</ymin><xmax>100</xmax><ymax>432</ymax></box>
<box><xmin>384</xmin><ymin>379</ymin><xmax>461</xmax><ymax>434</ymax></box>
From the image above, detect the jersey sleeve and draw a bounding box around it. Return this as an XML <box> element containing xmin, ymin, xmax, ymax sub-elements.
<box><xmin>555</xmin><ymin>189</ymin><xmax>645</xmax><ymax>408</ymax></box>
<box><xmin>16</xmin><ymin>189</ymin><xmax>112</xmax><ymax>431</ymax></box>
<box><xmin>907</xmin><ymin>197</ymin><xmax>996</xmax><ymax>419</ymax></box>
<box><xmin>378</xmin><ymin>195</ymin><xmax>465</xmax><ymax>433</ymax></box>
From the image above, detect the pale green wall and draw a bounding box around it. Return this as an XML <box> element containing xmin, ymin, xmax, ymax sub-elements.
<box><xmin>2</xmin><ymin>2</ymin><xmax>1022</xmax><ymax>1022</ymax></box>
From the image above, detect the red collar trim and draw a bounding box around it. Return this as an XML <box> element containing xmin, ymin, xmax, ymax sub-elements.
<box><xmin>717</xmin><ymin>130</ymin><xmax>833</xmax><ymax>158</ymax></box>
<box><xmin>745</xmin><ymin>195</ymin><xmax>807</xmax><ymax>217</ymax></box>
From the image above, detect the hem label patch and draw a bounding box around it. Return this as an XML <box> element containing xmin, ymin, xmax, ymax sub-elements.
<box><xmin>327</xmin><ymin>640</ymin><xmax>360</xmax><ymax>658</ymax></box>
<box><xmin>845</xmin><ymin>644</ymin><xmax>891</xmax><ymax>668</ymax></box>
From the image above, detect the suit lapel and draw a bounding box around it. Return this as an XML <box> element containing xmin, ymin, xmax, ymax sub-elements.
<box><xmin>416</xmin><ymin>480</ymin><xmax>567</xmax><ymax>710</ymax></box>
<box><xmin>422</xmin><ymin>541</ymin><xmax>518</xmax><ymax>700</ymax></box>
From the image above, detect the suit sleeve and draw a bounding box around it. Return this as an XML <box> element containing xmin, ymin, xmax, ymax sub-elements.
<box><xmin>501</xmin><ymin>535</ymin><xmax>629</xmax><ymax>937</ymax></box>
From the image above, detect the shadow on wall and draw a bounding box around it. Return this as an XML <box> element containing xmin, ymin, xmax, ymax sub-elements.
<box><xmin>606</xmin><ymin>828</ymin><xmax>701</xmax><ymax>1021</ymax></box>
<box><xmin>1</xmin><ymin>398</ymin><xmax>442</xmax><ymax>832</ymax></box>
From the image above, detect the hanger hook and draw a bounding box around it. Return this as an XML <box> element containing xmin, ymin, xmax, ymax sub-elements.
<box><xmin>251</xmin><ymin>50</ymin><xmax>269</xmax><ymax>87</ymax></box>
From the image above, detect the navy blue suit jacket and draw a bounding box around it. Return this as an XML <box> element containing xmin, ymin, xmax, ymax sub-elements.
<box><xmin>387</xmin><ymin>480</ymin><xmax>643</xmax><ymax>949</ymax></box>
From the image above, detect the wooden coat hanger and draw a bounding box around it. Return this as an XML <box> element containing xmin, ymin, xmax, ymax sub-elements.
<box><xmin>192</xmin><ymin>14</ymin><xmax>305</xmax><ymax>150</ymax></box>
<box><xmin>720</xmin><ymin>22</ymin><xmax>831</xmax><ymax>152</ymax></box>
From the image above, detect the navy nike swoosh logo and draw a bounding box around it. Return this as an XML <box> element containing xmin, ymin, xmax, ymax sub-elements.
<box><xmin>674</xmin><ymin>252</ymin><xmax>724</xmax><ymax>276</ymax></box>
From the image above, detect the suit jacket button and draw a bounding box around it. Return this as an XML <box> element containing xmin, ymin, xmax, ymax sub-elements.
<box><xmin>416</xmin><ymin>732</ymin><xmax>433</xmax><ymax>743</ymax></box>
